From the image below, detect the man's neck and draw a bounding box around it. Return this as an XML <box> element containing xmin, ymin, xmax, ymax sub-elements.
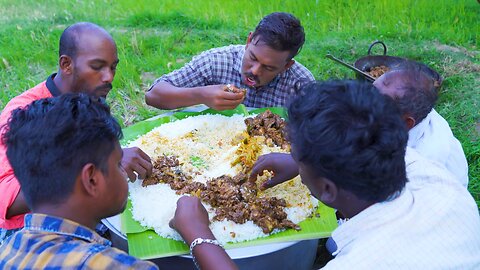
<box><xmin>52</xmin><ymin>72</ymin><xmax>72</xmax><ymax>95</ymax></box>
<box><xmin>335</xmin><ymin>190</ymin><xmax>375</xmax><ymax>219</ymax></box>
<box><xmin>34</xmin><ymin>204</ymin><xmax>99</xmax><ymax>230</ymax></box>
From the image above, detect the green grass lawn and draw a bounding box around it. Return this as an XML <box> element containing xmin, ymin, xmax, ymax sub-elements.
<box><xmin>0</xmin><ymin>0</ymin><xmax>478</xmax><ymax>208</ymax></box>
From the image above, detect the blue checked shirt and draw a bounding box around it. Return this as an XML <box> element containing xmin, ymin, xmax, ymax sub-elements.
<box><xmin>150</xmin><ymin>45</ymin><xmax>315</xmax><ymax>108</ymax></box>
<box><xmin>0</xmin><ymin>214</ymin><xmax>158</xmax><ymax>270</ymax></box>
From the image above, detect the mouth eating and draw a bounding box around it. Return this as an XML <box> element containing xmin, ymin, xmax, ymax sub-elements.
<box><xmin>244</xmin><ymin>74</ymin><xmax>257</xmax><ymax>87</ymax></box>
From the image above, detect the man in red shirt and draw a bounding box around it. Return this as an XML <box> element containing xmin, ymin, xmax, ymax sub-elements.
<box><xmin>0</xmin><ymin>22</ymin><xmax>152</xmax><ymax>241</ymax></box>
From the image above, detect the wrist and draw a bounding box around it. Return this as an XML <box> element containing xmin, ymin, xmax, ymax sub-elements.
<box><xmin>179</xmin><ymin>223</ymin><xmax>214</xmax><ymax>245</ymax></box>
<box><xmin>190</xmin><ymin>86</ymin><xmax>206</xmax><ymax>106</ymax></box>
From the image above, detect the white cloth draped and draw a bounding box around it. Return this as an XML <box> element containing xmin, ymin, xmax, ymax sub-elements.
<box><xmin>407</xmin><ymin>109</ymin><xmax>469</xmax><ymax>187</ymax></box>
<box><xmin>324</xmin><ymin>148</ymin><xmax>480</xmax><ymax>269</ymax></box>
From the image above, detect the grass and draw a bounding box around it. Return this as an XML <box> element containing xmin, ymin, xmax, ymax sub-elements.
<box><xmin>0</xmin><ymin>0</ymin><xmax>478</xmax><ymax>208</ymax></box>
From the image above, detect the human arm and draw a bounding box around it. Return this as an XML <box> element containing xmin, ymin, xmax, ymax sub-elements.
<box><xmin>145</xmin><ymin>82</ymin><xmax>244</xmax><ymax>111</ymax></box>
<box><xmin>121</xmin><ymin>147</ymin><xmax>153</xmax><ymax>181</ymax></box>
<box><xmin>170</xmin><ymin>196</ymin><xmax>238</xmax><ymax>270</ymax></box>
<box><xmin>249</xmin><ymin>153</ymin><xmax>299</xmax><ymax>190</ymax></box>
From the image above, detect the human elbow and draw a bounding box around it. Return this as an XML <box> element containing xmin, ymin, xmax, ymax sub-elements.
<box><xmin>145</xmin><ymin>89</ymin><xmax>169</xmax><ymax>109</ymax></box>
<box><xmin>144</xmin><ymin>91</ymin><xmax>157</xmax><ymax>107</ymax></box>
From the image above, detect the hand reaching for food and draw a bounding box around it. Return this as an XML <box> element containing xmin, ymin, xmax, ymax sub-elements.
<box><xmin>249</xmin><ymin>153</ymin><xmax>300</xmax><ymax>190</ymax></box>
<box><xmin>169</xmin><ymin>196</ymin><xmax>211</xmax><ymax>240</ymax></box>
<box><xmin>121</xmin><ymin>147</ymin><xmax>153</xmax><ymax>181</ymax></box>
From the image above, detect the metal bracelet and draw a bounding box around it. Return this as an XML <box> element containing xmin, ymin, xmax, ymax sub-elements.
<box><xmin>189</xmin><ymin>237</ymin><xmax>223</xmax><ymax>270</ymax></box>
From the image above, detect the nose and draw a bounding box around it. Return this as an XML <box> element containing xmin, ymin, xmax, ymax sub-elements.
<box><xmin>102</xmin><ymin>69</ymin><xmax>114</xmax><ymax>84</ymax></box>
<box><xmin>250</xmin><ymin>63</ymin><xmax>261</xmax><ymax>76</ymax></box>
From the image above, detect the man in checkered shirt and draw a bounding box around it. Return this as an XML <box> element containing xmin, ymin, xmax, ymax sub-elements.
<box><xmin>145</xmin><ymin>12</ymin><xmax>315</xmax><ymax>110</ymax></box>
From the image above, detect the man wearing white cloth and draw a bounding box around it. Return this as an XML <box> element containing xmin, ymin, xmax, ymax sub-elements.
<box><xmin>251</xmin><ymin>66</ymin><xmax>469</xmax><ymax>190</ymax></box>
<box><xmin>254</xmin><ymin>80</ymin><xmax>480</xmax><ymax>268</ymax></box>
<box><xmin>170</xmin><ymin>80</ymin><xmax>480</xmax><ymax>269</ymax></box>
<box><xmin>373</xmin><ymin>66</ymin><xmax>469</xmax><ymax>186</ymax></box>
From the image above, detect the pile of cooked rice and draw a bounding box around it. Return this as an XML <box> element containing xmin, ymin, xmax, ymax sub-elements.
<box><xmin>127</xmin><ymin>114</ymin><xmax>318</xmax><ymax>244</ymax></box>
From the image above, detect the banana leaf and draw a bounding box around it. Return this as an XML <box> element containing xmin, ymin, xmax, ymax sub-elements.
<box><xmin>120</xmin><ymin>105</ymin><xmax>337</xmax><ymax>259</ymax></box>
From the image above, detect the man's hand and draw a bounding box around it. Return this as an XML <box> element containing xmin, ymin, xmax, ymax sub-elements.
<box><xmin>169</xmin><ymin>196</ymin><xmax>211</xmax><ymax>241</ymax></box>
<box><xmin>121</xmin><ymin>147</ymin><xmax>153</xmax><ymax>181</ymax></box>
<box><xmin>201</xmin><ymin>85</ymin><xmax>245</xmax><ymax>111</ymax></box>
<box><xmin>249</xmin><ymin>153</ymin><xmax>300</xmax><ymax>190</ymax></box>
<box><xmin>170</xmin><ymin>196</ymin><xmax>238</xmax><ymax>270</ymax></box>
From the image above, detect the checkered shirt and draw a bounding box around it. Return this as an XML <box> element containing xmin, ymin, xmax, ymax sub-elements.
<box><xmin>150</xmin><ymin>45</ymin><xmax>315</xmax><ymax>108</ymax></box>
<box><xmin>0</xmin><ymin>214</ymin><xmax>158</xmax><ymax>270</ymax></box>
<box><xmin>0</xmin><ymin>227</ymin><xmax>20</xmax><ymax>246</ymax></box>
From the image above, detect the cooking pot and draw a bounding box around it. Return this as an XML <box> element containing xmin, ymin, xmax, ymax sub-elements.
<box><xmin>354</xmin><ymin>41</ymin><xmax>443</xmax><ymax>88</ymax></box>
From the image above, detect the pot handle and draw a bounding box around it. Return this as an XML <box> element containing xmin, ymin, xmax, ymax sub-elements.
<box><xmin>367</xmin><ymin>41</ymin><xmax>387</xmax><ymax>55</ymax></box>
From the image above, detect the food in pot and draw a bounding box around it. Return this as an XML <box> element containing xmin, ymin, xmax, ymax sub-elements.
<box><xmin>368</xmin><ymin>65</ymin><xmax>390</xmax><ymax>78</ymax></box>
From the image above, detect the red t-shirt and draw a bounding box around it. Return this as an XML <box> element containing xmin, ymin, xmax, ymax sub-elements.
<box><xmin>0</xmin><ymin>75</ymin><xmax>59</xmax><ymax>229</ymax></box>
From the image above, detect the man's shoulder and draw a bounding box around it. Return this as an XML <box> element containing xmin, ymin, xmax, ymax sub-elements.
<box><xmin>86</xmin><ymin>245</ymin><xmax>158</xmax><ymax>269</ymax></box>
<box><xmin>284</xmin><ymin>60</ymin><xmax>315</xmax><ymax>81</ymax></box>
<box><xmin>2</xmin><ymin>81</ymin><xmax>50</xmax><ymax>113</ymax></box>
<box><xmin>0</xmin><ymin>233</ymin><xmax>157</xmax><ymax>270</ymax></box>
<box><xmin>405</xmin><ymin>147</ymin><xmax>456</xmax><ymax>185</ymax></box>
<box><xmin>273</xmin><ymin>60</ymin><xmax>314</xmax><ymax>93</ymax></box>
<box><xmin>404</xmin><ymin>147</ymin><xmax>474</xmax><ymax>210</ymax></box>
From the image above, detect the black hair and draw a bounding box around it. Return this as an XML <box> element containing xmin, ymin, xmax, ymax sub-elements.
<box><xmin>288</xmin><ymin>80</ymin><xmax>408</xmax><ymax>203</ymax></box>
<box><xmin>386</xmin><ymin>63</ymin><xmax>440</xmax><ymax>125</ymax></box>
<box><xmin>2</xmin><ymin>94</ymin><xmax>122</xmax><ymax>209</ymax></box>
<box><xmin>59</xmin><ymin>22</ymin><xmax>111</xmax><ymax>59</ymax></box>
<box><xmin>251</xmin><ymin>12</ymin><xmax>305</xmax><ymax>60</ymax></box>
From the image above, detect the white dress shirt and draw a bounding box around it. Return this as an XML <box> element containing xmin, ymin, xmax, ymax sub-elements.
<box><xmin>323</xmin><ymin>148</ymin><xmax>480</xmax><ymax>270</ymax></box>
<box><xmin>408</xmin><ymin>109</ymin><xmax>469</xmax><ymax>187</ymax></box>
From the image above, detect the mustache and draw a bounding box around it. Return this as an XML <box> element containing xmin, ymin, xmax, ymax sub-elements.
<box><xmin>244</xmin><ymin>73</ymin><xmax>259</xmax><ymax>83</ymax></box>
<box><xmin>94</xmin><ymin>83</ymin><xmax>113</xmax><ymax>92</ymax></box>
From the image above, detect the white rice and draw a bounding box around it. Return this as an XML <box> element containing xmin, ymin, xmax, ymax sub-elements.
<box><xmin>128</xmin><ymin>181</ymin><xmax>182</xmax><ymax>240</ymax></box>
<box><xmin>127</xmin><ymin>114</ymin><xmax>318</xmax><ymax>244</ymax></box>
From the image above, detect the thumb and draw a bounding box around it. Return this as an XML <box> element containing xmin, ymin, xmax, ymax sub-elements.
<box><xmin>260</xmin><ymin>175</ymin><xmax>283</xmax><ymax>190</ymax></box>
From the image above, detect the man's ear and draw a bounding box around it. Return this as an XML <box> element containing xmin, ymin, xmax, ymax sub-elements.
<box><xmin>246</xmin><ymin>32</ymin><xmax>253</xmax><ymax>45</ymax></box>
<box><xmin>80</xmin><ymin>163</ymin><xmax>103</xmax><ymax>197</ymax></box>
<box><xmin>59</xmin><ymin>55</ymin><xmax>73</xmax><ymax>75</ymax></box>
<box><xmin>319</xmin><ymin>178</ymin><xmax>338</xmax><ymax>205</ymax></box>
<box><xmin>284</xmin><ymin>59</ymin><xmax>295</xmax><ymax>71</ymax></box>
<box><xmin>403</xmin><ymin>115</ymin><xmax>416</xmax><ymax>130</ymax></box>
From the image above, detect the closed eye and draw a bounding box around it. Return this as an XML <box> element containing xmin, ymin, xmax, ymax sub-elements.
<box><xmin>91</xmin><ymin>65</ymin><xmax>103</xmax><ymax>71</ymax></box>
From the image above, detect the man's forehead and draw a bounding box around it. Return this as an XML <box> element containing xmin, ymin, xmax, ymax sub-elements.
<box><xmin>248</xmin><ymin>39</ymin><xmax>290</xmax><ymax>65</ymax></box>
<box><xmin>75</xmin><ymin>35</ymin><xmax>118</xmax><ymax>60</ymax></box>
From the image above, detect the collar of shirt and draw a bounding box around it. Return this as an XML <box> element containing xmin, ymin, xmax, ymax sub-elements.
<box><xmin>46</xmin><ymin>73</ymin><xmax>61</xmax><ymax>97</ymax></box>
<box><xmin>24</xmin><ymin>213</ymin><xmax>111</xmax><ymax>246</ymax></box>
<box><xmin>407</xmin><ymin>109</ymin><xmax>433</xmax><ymax>147</ymax></box>
<box><xmin>407</xmin><ymin>109</ymin><xmax>456</xmax><ymax>166</ymax></box>
<box><xmin>235</xmin><ymin>46</ymin><xmax>281</xmax><ymax>92</ymax></box>
<box><xmin>331</xmin><ymin>187</ymin><xmax>410</xmax><ymax>256</ymax></box>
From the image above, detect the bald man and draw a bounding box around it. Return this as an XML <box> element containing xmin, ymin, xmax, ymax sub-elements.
<box><xmin>373</xmin><ymin>67</ymin><xmax>468</xmax><ymax>186</ymax></box>
<box><xmin>0</xmin><ymin>22</ymin><xmax>152</xmax><ymax>242</ymax></box>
